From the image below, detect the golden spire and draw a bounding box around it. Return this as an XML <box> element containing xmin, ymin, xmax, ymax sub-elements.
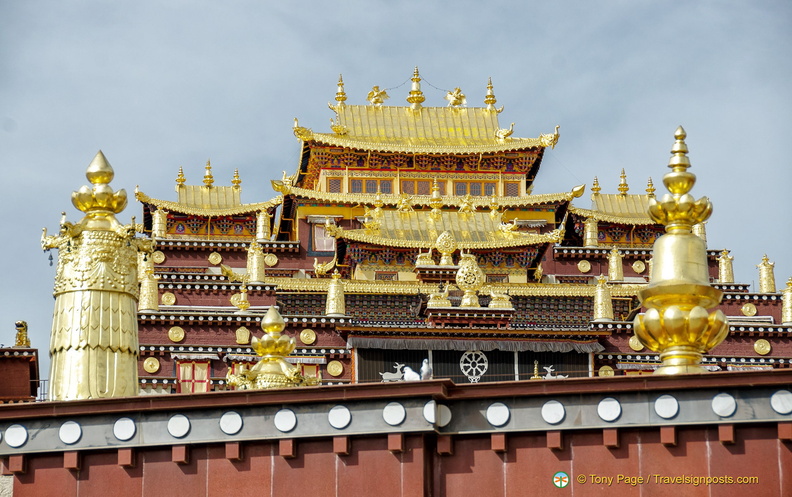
<box><xmin>326</xmin><ymin>270</ymin><xmax>347</xmax><ymax>316</ymax></box>
<box><xmin>70</xmin><ymin>151</ymin><xmax>128</xmax><ymax>224</ymax></box>
<box><xmin>335</xmin><ymin>74</ymin><xmax>347</xmax><ymax>106</ymax></box>
<box><xmin>646</xmin><ymin>177</ymin><xmax>656</xmax><ymax>197</ymax></box>
<box><xmin>633</xmin><ymin>127</ymin><xmax>727</xmax><ymax>375</ymax></box>
<box><xmin>593</xmin><ymin>275</ymin><xmax>614</xmax><ymax>322</ymax></box>
<box><xmin>757</xmin><ymin>255</ymin><xmax>776</xmax><ymax>293</ymax></box>
<box><xmin>484</xmin><ymin>77</ymin><xmax>503</xmax><ymax>112</ymax></box>
<box><xmin>429</xmin><ymin>178</ymin><xmax>443</xmax><ymax>217</ymax></box>
<box><xmin>231</xmin><ymin>168</ymin><xmax>241</xmax><ymax>189</ymax></box>
<box><xmin>406</xmin><ymin>66</ymin><xmax>425</xmax><ymax>111</ymax></box>
<box><xmin>618</xmin><ymin>169</ymin><xmax>629</xmax><ymax>195</ymax></box>
<box><xmin>718</xmin><ymin>249</ymin><xmax>734</xmax><ymax>283</ymax></box>
<box><xmin>591</xmin><ymin>177</ymin><xmax>601</xmax><ymax>195</ymax></box>
<box><xmin>175</xmin><ymin>166</ymin><xmax>186</xmax><ymax>187</ymax></box>
<box><xmin>203</xmin><ymin>160</ymin><xmax>214</xmax><ymax>187</ymax></box>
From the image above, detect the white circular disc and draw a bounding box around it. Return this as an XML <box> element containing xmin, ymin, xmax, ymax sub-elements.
<box><xmin>486</xmin><ymin>402</ymin><xmax>510</xmax><ymax>427</ymax></box>
<box><xmin>328</xmin><ymin>405</ymin><xmax>352</xmax><ymax>430</ymax></box>
<box><xmin>274</xmin><ymin>409</ymin><xmax>297</xmax><ymax>433</ymax></box>
<box><xmin>382</xmin><ymin>402</ymin><xmax>406</xmax><ymax>426</ymax></box>
<box><xmin>167</xmin><ymin>414</ymin><xmax>191</xmax><ymax>438</ymax></box>
<box><xmin>771</xmin><ymin>390</ymin><xmax>792</xmax><ymax>415</ymax></box>
<box><xmin>5</xmin><ymin>424</ymin><xmax>28</xmax><ymax>448</ymax></box>
<box><xmin>437</xmin><ymin>404</ymin><xmax>452</xmax><ymax>428</ymax></box>
<box><xmin>220</xmin><ymin>411</ymin><xmax>243</xmax><ymax>435</ymax></box>
<box><xmin>597</xmin><ymin>397</ymin><xmax>622</xmax><ymax>422</ymax></box>
<box><xmin>423</xmin><ymin>400</ymin><xmax>437</xmax><ymax>424</ymax></box>
<box><xmin>59</xmin><ymin>421</ymin><xmax>82</xmax><ymax>445</ymax></box>
<box><xmin>113</xmin><ymin>417</ymin><xmax>136</xmax><ymax>441</ymax></box>
<box><xmin>541</xmin><ymin>400</ymin><xmax>566</xmax><ymax>425</ymax></box>
<box><xmin>711</xmin><ymin>393</ymin><xmax>737</xmax><ymax>418</ymax></box>
<box><xmin>654</xmin><ymin>395</ymin><xmax>679</xmax><ymax>419</ymax></box>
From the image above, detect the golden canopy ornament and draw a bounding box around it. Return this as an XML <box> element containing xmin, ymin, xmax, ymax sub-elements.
<box><xmin>632</xmin><ymin>127</ymin><xmax>728</xmax><ymax>375</ymax></box>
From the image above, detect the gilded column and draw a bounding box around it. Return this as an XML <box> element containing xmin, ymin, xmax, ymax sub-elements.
<box><xmin>692</xmin><ymin>222</ymin><xmax>707</xmax><ymax>244</ymax></box>
<box><xmin>42</xmin><ymin>151</ymin><xmax>153</xmax><ymax>399</ymax></box>
<box><xmin>633</xmin><ymin>127</ymin><xmax>728</xmax><ymax>375</ymax></box>
<box><xmin>138</xmin><ymin>268</ymin><xmax>160</xmax><ymax>312</ymax></box>
<box><xmin>583</xmin><ymin>219</ymin><xmax>599</xmax><ymax>247</ymax></box>
<box><xmin>607</xmin><ymin>248</ymin><xmax>623</xmax><ymax>281</ymax></box>
<box><xmin>151</xmin><ymin>209</ymin><xmax>168</xmax><ymax>238</ymax></box>
<box><xmin>325</xmin><ymin>270</ymin><xmax>346</xmax><ymax>317</ymax></box>
<box><xmin>247</xmin><ymin>240</ymin><xmax>266</xmax><ymax>284</ymax></box>
<box><xmin>593</xmin><ymin>276</ymin><xmax>614</xmax><ymax>322</ymax></box>
<box><xmin>256</xmin><ymin>210</ymin><xmax>271</xmax><ymax>241</ymax></box>
<box><xmin>757</xmin><ymin>255</ymin><xmax>776</xmax><ymax>293</ymax></box>
<box><xmin>782</xmin><ymin>278</ymin><xmax>792</xmax><ymax>325</ymax></box>
<box><xmin>717</xmin><ymin>250</ymin><xmax>734</xmax><ymax>283</ymax></box>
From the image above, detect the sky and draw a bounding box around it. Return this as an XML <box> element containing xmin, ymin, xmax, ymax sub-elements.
<box><xmin>1</xmin><ymin>1</ymin><xmax>790</xmax><ymax>380</ymax></box>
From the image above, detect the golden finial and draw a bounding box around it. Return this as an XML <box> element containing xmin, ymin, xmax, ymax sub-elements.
<box><xmin>456</xmin><ymin>251</ymin><xmax>485</xmax><ymax>307</ymax></box>
<box><xmin>757</xmin><ymin>254</ymin><xmax>776</xmax><ymax>293</ymax></box>
<box><xmin>530</xmin><ymin>360</ymin><xmax>542</xmax><ymax>380</ymax></box>
<box><xmin>484</xmin><ymin>77</ymin><xmax>503</xmax><ymax>112</ymax></box>
<box><xmin>718</xmin><ymin>249</ymin><xmax>734</xmax><ymax>283</ymax></box>
<box><xmin>489</xmin><ymin>192</ymin><xmax>500</xmax><ymax>217</ymax></box>
<box><xmin>71</xmin><ymin>151</ymin><xmax>128</xmax><ymax>218</ymax></box>
<box><xmin>231</xmin><ymin>168</ymin><xmax>242</xmax><ymax>188</ymax></box>
<box><xmin>429</xmin><ymin>178</ymin><xmax>443</xmax><ymax>216</ymax></box>
<box><xmin>618</xmin><ymin>169</ymin><xmax>629</xmax><ymax>195</ymax></box>
<box><xmin>646</xmin><ymin>177</ymin><xmax>655</xmax><ymax>197</ymax></box>
<box><xmin>406</xmin><ymin>66</ymin><xmax>425</xmax><ymax>111</ymax></box>
<box><xmin>591</xmin><ymin>177</ymin><xmax>601</xmax><ymax>195</ymax></box>
<box><xmin>203</xmin><ymin>160</ymin><xmax>214</xmax><ymax>187</ymax></box>
<box><xmin>335</xmin><ymin>74</ymin><xmax>347</xmax><ymax>105</ymax></box>
<box><xmin>175</xmin><ymin>166</ymin><xmax>186</xmax><ymax>188</ymax></box>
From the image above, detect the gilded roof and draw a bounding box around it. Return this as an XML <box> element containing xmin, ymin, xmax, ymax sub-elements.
<box><xmin>294</xmin><ymin>105</ymin><xmax>560</xmax><ymax>154</ymax></box>
<box><xmin>326</xmin><ymin>210</ymin><xmax>564</xmax><ymax>249</ymax></box>
<box><xmin>135</xmin><ymin>189</ymin><xmax>282</xmax><ymax>216</ymax></box>
<box><xmin>569</xmin><ymin>193</ymin><xmax>654</xmax><ymax>225</ymax></box>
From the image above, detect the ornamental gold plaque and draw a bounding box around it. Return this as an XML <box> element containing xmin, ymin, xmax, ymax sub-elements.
<box><xmin>208</xmin><ymin>252</ymin><xmax>222</xmax><ymax>265</ymax></box>
<box><xmin>629</xmin><ymin>335</ymin><xmax>644</xmax><ymax>351</ymax></box>
<box><xmin>632</xmin><ymin>260</ymin><xmax>646</xmax><ymax>274</ymax></box>
<box><xmin>161</xmin><ymin>292</ymin><xmax>176</xmax><ymax>306</ymax></box>
<box><xmin>598</xmin><ymin>365</ymin><xmax>615</xmax><ymax>377</ymax></box>
<box><xmin>741</xmin><ymin>303</ymin><xmax>757</xmax><ymax>317</ymax></box>
<box><xmin>236</xmin><ymin>326</ymin><xmax>251</xmax><ymax>345</ymax></box>
<box><xmin>168</xmin><ymin>326</ymin><xmax>185</xmax><ymax>342</ymax></box>
<box><xmin>151</xmin><ymin>250</ymin><xmax>166</xmax><ymax>264</ymax></box>
<box><xmin>327</xmin><ymin>360</ymin><xmax>344</xmax><ymax>377</ymax></box>
<box><xmin>577</xmin><ymin>260</ymin><xmax>591</xmax><ymax>273</ymax></box>
<box><xmin>264</xmin><ymin>253</ymin><xmax>279</xmax><ymax>267</ymax></box>
<box><xmin>300</xmin><ymin>328</ymin><xmax>316</xmax><ymax>345</ymax></box>
<box><xmin>143</xmin><ymin>357</ymin><xmax>160</xmax><ymax>373</ymax></box>
<box><xmin>754</xmin><ymin>339</ymin><xmax>771</xmax><ymax>356</ymax></box>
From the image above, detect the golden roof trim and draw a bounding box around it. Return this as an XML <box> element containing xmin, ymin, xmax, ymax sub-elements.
<box><xmin>569</xmin><ymin>206</ymin><xmax>654</xmax><ymax>225</ymax></box>
<box><xmin>135</xmin><ymin>190</ymin><xmax>282</xmax><ymax>217</ymax></box>
<box><xmin>301</xmin><ymin>131</ymin><xmax>548</xmax><ymax>154</ymax></box>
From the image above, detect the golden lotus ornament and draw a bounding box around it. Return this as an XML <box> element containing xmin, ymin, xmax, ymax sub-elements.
<box><xmin>632</xmin><ymin>127</ymin><xmax>729</xmax><ymax>375</ymax></box>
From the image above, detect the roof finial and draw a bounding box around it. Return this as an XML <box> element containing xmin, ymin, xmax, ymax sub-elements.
<box><xmin>618</xmin><ymin>169</ymin><xmax>629</xmax><ymax>195</ymax></box>
<box><xmin>591</xmin><ymin>176</ymin><xmax>601</xmax><ymax>195</ymax></box>
<box><xmin>406</xmin><ymin>66</ymin><xmax>425</xmax><ymax>111</ymax></box>
<box><xmin>646</xmin><ymin>177</ymin><xmax>656</xmax><ymax>197</ymax></box>
<box><xmin>232</xmin><ymin>168</ymin><xmax>241</xmax><ymax>189</ymax></box>
<box><xmin>203</xmin><ymin>160</ymin><xmax>214</xmax><ymax>187</ymax></box>
<box><xmin>335</xmin><ymin>74</ymin><xmax>347</xmax><ymax>106</ymax></box>
<box><xmin>176</xmin><ymin>166</ymin><xmax>186</xmax><ymax>187</ymax></box>
<box><xmin>484</xmin><ymin>77</ymin><xmax>503</xmax><ymax>112</ymax></box>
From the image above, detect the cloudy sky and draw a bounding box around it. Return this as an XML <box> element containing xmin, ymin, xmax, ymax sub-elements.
<box><xmin>1</xmin><ymin>1</ymin><xmax>790</xmax><ymax>379</ymax></box>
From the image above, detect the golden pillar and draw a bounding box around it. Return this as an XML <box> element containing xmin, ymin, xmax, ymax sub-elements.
<box><xmin>717</xmin><ymin>250</ymin><xmax>734</xmax><ymax>283</ymax></box>
<box><xmin>757</xmin><ymin>255</ymin><xmax>776</xmax><ymax>293</ymax></box>
<box><xmin>247</xmin><ymin>240</ymin><xmax>266</xmax><ymax>284</ymax></box>
<box><xmin>151</xmin><ymin>209</ymin><xmax>168</xmax><ymax>238</ymax></box>
<box><xmin>42</xmin><ymin>151</ymin><xmax>153</xmax><ymax>399</ymax></box>
<box><xmin>782</xmin><ymin>278</ymin><xmax>792</xmax><ymax>325</ymax></box>
<box><xmin>256</xmin><ymin>210</ymin><xmax>271</xmax><ymax>241</ymax></box>
<box><xmin>593</xmin><ymin>276</ymin><xmax>614</xmax><ymax>322</ymax></box>
<box><xmin>607</xmin><ymin>248</ymin><xmax>623</xmax><ymax>281</ymax></box>
<box><xmin>138</xmin><ymin>268</ymin><xmax>160</xmax><ymax>312</ymax></box>
<box><xmin>325</xmin><ymin>270</ymin><xmax>346</xmax><ymax>317</ymax></box>
<box><xmin>583</xmin><ymin>219</ymin><xmax>599</xmax><ymax>247</ymax></box>
<box><xmin>692</xmin><ymin>222</ymin><xmax>707</xmax><ymax>244</ymax></box>
<box><xmin>633</xmin><ymin>127</ymin><xmax>728</xmax><ymax>375</ymax></box>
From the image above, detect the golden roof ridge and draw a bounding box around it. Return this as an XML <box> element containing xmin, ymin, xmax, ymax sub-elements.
<box><xmin>135</xmin><ymin>189</ymin><xmax>282</xmax><ymax>217</ymax></box>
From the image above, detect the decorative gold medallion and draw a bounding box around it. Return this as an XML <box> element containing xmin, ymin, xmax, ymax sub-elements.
<box><xmin>143</xmin><ymin>357</ymin><xmax>160</xmax><ymax>373</ymax></box>
<box><xmin>264</xmin><ymin>253</ymin><xmax>279</xmax><ymax>267</ymax></box>
<box><xmin>161</xmin><ymin>292</ymin><xmax>176</xmax><ymax>306</ymax></box>
<box><xmin>632</xmin><ymin>260</ymin><xmax>646</xmax><ymax>274</ymax></box>
<box><xmin>208</xmin><ymin>252</ymin><xmax>222</xmax><ymax>265</ymax></box>
<box><xmin>327</xmin><ymin>360</ymin><xmax>344</xmax><ymax>377</ymax></box>
<box><xmin>754</xmin><ymin>338</ymin><xmax>771</xmax><ymax>356</ymax></box>
<box><xmin>629</xmin><ymin>335</ymin><xmax>644</xmax><ymax>351</ymax></box>
<box><xmin>741</xmin><ymin>303</ymin><xmax>757</xmax><ymax>317</ymax></box>
<box><xmin>300</xmin><ymin>328</ymin><xmax>316</xmax><ymax>345</ymax></box>
<box><xmin>168</xmin><ymin>326</ymin><xmax>185</xmax><ymax>342</ymax></box>
<box><xmin>151</xmin><ymin>250</ymin><xmax>166</xmax><ymax>264</ymax></box>
<box><xmin>235</xmin><ymin>326</ymin><xmax>251</xmax><ymax>345</ymax></box>
<box><xmin>577</xmin><ymin>260</ymin><xmax>591</xmax><ymax>273</ymax></box>
<box><xmin>598</xmin><ymin>365</ymin><xmax>615</xmax><ymax>377</ymax></box>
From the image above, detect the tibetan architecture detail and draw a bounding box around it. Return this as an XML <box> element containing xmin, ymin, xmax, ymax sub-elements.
<box><xmin>42</xmin><ymin>151</ymin><xmax>153</xmax><ymax>399</ymax></box>
<box><xmin>757</xmin><ymin>254</ymin><xmax>776</xmax><ymax>293</ymax></box>
<box><xmin>633</xmin><ymin>127</ymin><xmax>728</xmax><ymax>374</ymax></box>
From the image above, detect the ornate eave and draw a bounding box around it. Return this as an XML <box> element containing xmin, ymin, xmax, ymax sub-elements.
<box><xmin>136</xmin><ymin>190</ymin><xmax>283</xmax><ymax>217</ymax></box>
<box><xmin>569</xmin><ymin>206</ymin><xmax>654</xmax><ymax>225</ymax></box>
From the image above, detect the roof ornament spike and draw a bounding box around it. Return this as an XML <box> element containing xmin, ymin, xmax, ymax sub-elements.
<box><xmin>335</xmin><ymin>74</ymin><xmax>347</xmax><ymax>105</ymax></box>
<box><xmin>618</xmin><ymin>169</ymin><xmax>629</xmax><ymax>195</ymax></box>
<box><xmin>646</xmin><ymin>177</ymin><xmax>656</xmax><ymax>197</ymax></box>
<box><xmin>406</xmin><ymin>66</ymin><xmax>425</xmax><ymax>111</ymax></box>
<box><xmin>175</xmin><ymin>166</ymin><xmax>186</xmax><ymax>188</ymax></box>
<box><xmin>484</xmin><ymin>77</ymin><xmax>504</xmax><ymax>113</ymax></box>
<box><xmin>591</xmin><ymin>177</ymin><xmax>601</xmax><ymax>195</ymax></box>
<box><xmin>232</xmin><ymin>168</ymin><xmax>241</xmax><ymax>189</ymax></box>
<box><xmin>203</xmin><ymin>160</ymin><xmax>214</xmax><ymax>188</ymax></box>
